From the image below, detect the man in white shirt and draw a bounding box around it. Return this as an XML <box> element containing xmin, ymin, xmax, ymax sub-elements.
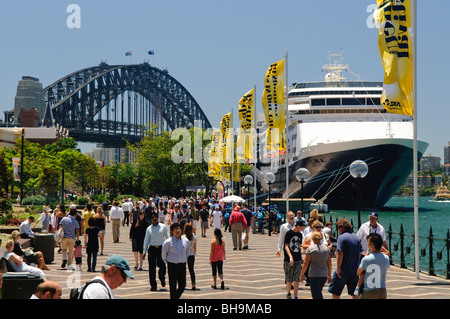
<box><xmin>277</xmin><ymin>211</ymin><xmax>295</xmax><ymax>256</ymax></box>
<box><xmin>122</xmin><ymin>198</ymin><xmax>132</xmax><ymax>227</ymax></box>
<box><xmin>110</xmin><ymin>201</ymin><xmax>124</xmax><ymax>243</ymax></box>
<box><xmin>162</xmin><ymin>223</ymin><xmax>190</xmax><ymax>299</ymax></box>
<box><xmin>356</xmin><ymin>212</ymin><xmax>388</xmax><ymax>255</ymax></box>
<box><xmin>82</xmin><ymin>255</ymin><xmax>134</xmax><ymax>299</ymax></box>
<box><xmin>143</xmin><ymin>212</ymin><xmax>170</xmax><ymax>291</ymax></box>
<box><xmin>19</xmin><ymin>216</ymin><xmax>35</xmax><ymax>239</ymax></box>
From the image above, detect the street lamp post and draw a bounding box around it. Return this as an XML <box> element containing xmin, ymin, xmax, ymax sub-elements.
<box><xmin>295</xmin><ymin>168</ymin><xmax>310</xmax><ymax>214</ymax></box>
<box><xmin>349</xmin><ymin>160</ymin><xmax>369</xmax><ymax>229</ymax></box>
<box><xmin>264</xmin><ymin>172</ymin><xmax>275</xmax><ymax>237</ymax></box>
<box><xmin>244</xmin><ymin>175</ymin><xmax>253</xmax><ymax>205</ymax></box>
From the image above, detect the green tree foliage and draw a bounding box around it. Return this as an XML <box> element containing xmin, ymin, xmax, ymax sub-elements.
<box><xmin>131</xmin><ymin>127</ymin><xmax>182</xmax><ymax>196</ymax></box>
<box><xmin>0</xmin><ymin>149</ymin><xmax>12</xmax><ymax>193</ymax></box>
<box><xmin>0</xmin><ymin>149</ymin><xmax>13</xmax><ymax>220</ymax></box>
<box><xmin>38</xmin><ymin>165</ymin><xmax>61</xmax><ymax>197</ymax></box>
<box><xmin>129</xmin><ymin>126</ymin><xmax>216</xmax><ymax>197</ymax></box>
<box><xmin>110</xmin><ymin>163</ymin><xmax>136</xmax><ymax>195</ymax></box>
<box><xmin>0</xmin><ymin>137</ymin><xmax>99</xmax><ymax>200</ymax></box>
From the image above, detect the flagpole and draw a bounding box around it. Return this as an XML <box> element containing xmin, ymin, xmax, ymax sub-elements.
<box><xmin>413</xmin><ymin>0</ymin><xmax>419</xmax><ymax>280</ymax></box>
<box><xmin>231</xmin><ymin>107</ymin><xmax>234</xmax><ymax>196</ymax></box>
<box><xmin>285</xmin><ymin>51</ymin><xmax>289</xmax><ymax>214</ymax></box>
<box><xmin>253</xmin><ymin>84</ymin><xmax>257</xmax><ymax>212</ymax></box>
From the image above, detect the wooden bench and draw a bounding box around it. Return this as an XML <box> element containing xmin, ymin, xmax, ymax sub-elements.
<box><xmin>0</xmin><ymin>238</ymin><xmax>32</xmax><ymax>257</ymax></box>
<box><xmin>0</xmin><ymin>238</ymin><xmax>35</xmax><ymax>273</ymax></box>
<box><xmin>18</xmin><ymin>238</ymin><xmax>32</xmax><ymax>249</ymax></box>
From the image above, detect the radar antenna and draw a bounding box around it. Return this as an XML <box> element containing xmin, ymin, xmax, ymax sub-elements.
<box><xmin>322</xmin><ymin>50</ymin><xmax>349</xmax><ymax>82</ymax></box>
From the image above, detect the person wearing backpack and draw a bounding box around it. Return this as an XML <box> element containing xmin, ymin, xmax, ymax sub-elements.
<box><xmin>74</xmin><ymin>255</ymin><xmax>134</xmax><ymax>299</ymax></box>
<box><xmin>223</xmin><ymin>207</ymin><xmax>231</xmax><ymax>232</ymax></box>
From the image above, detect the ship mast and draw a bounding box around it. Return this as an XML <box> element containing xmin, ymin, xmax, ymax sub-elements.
<box><xmin>322</xmin><ymin>50</ymin><xmax>349</xmax><ymax>82</ymax></box>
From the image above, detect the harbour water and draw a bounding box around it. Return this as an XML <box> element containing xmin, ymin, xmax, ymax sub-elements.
<box><xmin>329</xmin><ymin>196</ymin><xmax>450</xmax><ymax>238</ymax></box>
<box><xmin>328</xmin><ymin>196</ymin><xmax>450</xmax><ymax>277</ymax></box>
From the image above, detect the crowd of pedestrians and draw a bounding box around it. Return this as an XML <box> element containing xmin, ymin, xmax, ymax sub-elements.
<box><xmin>279</xmin><ymin>209</ymin><xmax>390</xmax><ymax>300</ymax></box>
<box><xmin>1</xmin><ymin>195</ymin><xmax>390</xmax><ymax>300</ymax></box>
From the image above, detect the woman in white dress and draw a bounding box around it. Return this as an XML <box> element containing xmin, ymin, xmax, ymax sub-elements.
<box><xmin>210</xmin><ymin>206</ymin><xmax>223</xmax><ymax>229</ymax></box>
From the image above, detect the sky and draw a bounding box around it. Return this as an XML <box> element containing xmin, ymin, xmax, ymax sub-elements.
<box><xmin>0</xmin><ymin>0</ymin><xmax>449</xmax><ymax>160</ymax></box>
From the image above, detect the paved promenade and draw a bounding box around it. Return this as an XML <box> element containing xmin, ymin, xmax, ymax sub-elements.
<box><xmin>44</xmin><ymin>221</ymin><xmax>450</xmax><ymax>299</ymax></box>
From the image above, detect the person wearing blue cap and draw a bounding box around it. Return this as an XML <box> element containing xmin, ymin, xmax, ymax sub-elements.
<box><xmin>356</xmin><ymin>212</ymin><xmax>388</xmax><ymax>255</ymax></box>
<box><xmin>82</xmin><ymin>255</ymin><xmax>134</xmax><ymax>299</ymax></box>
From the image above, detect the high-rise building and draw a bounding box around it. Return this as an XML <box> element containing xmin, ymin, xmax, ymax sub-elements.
<box><xmin>88</xmin><ymin>147</ymin><xmax>135</xmax><ymax>165</ymax></box>
<box><xmin>444</xmin><ymin>142</ymin><xmax>450</xmax><ymax>165</ymax></box>
<box><xmin>420</xmin><ymin>153</ymin><xmax>441</xmax><ymax>171</ymax></box>
<box><xmin>442</xmin><ymin>164</ymin><xmax>450</xmax><ymax>177</ymax></box>
<box><xmin>14</xmin><ymin>76</ymin><xmax>46</xmax><ymax>125</ymax></box>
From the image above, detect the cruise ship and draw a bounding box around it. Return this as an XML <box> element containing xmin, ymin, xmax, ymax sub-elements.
<box><xmin>260</xmin><ymin>54</ymin><xmax>428</xmax><ymax>210</ymax></box>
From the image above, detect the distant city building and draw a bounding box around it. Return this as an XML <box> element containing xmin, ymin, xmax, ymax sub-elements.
<box><xmin>444</xmin><ymin>142</ymin><xmax>450</xmax><ymax>165</ymax></box>
<box><xmin>405</xmin><ymin>174</ymin><xmax>414</xmax><ymax>188</ymax></box>
<box><xmin>0</xmin><ymin>128</ymin><xmax>22</xmax><ymax>149</ymax></box>
<box><xmin>420</xmin><ymin>154</ymin><xmax>441</xmax><ymax>171</ymax></box>
<box><xmin>418</xmin><ymin>175</ymin><xmax>432</xmax><ymax>188</ymax></box>
<box><xmin>0</xmin><ymin>127</ymin><xmax>65</xmax><ymax>149</ymax></box>
<box><xmin>442</xmin><ymin>164</ymin><xmax>450</xmax><ymax>177</ymax></box>
<box><xmin>405</xmin><ymin>173</ymin><xmax>445</xmax><ymax>188</ymax></box>
<box><xmin>435</xmin><ymin>174</ymin><xmax>443</xmax><ymax>186</ymax></box>
<box><xmin>88</xmin><ymin>147</ymin><xmax>135</xmax><ymax>165</ymax></box>
<box><xmin>14</xmin><ymin>76</ymin><xmax>46</xmax><ymax>125</ymax></box>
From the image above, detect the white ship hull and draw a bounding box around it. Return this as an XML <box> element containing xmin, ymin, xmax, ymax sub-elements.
<box><xmin>269</xmin><ymin>121</ymin><xmax>428</xmax><ymax>210</ymax></box>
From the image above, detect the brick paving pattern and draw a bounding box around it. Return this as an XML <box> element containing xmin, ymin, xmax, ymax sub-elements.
<box><xmin>44</xmin><ymin>221</ymin><xmax>450</xmax><ymax>299</ymax></box>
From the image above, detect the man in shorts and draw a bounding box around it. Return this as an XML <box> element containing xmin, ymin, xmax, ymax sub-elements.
<box><xmin>357</xmin><ymin>233</ymin><xmax>390</xmax><ymax>299</ymax></box>
<box><xmin>199</xmin><ymin>203</ymin><xmax>210</xmax><ymax>237</ymax></box>
<box><xmin>283</xmin><ymin>219</ymin><xmax>307</xmax><ymax>299</ymax></box>
<box><xmin>328</xmin><ymin>218</ymin><xmax>362</xmax><ymax>299</ymax></box>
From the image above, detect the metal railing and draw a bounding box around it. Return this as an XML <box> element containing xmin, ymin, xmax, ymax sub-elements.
<box><xmin>321</xmin><ymin>216</ymin><xmax>450</xmax><ymax>279</ymax></box>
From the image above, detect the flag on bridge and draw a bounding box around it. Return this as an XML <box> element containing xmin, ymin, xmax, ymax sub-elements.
<box><xmin>148</xmin><ymin>50</ymin><xmax>155</xmax><ymax>55</ymax></box>
<box><xmin>125</xmin><ymin>51</ymin><xmax>132</xmax><ymax>56</ymax></box>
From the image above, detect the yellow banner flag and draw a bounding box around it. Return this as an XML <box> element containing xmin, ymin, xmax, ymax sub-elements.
<box><xmin>210</xmin><ymin>129</ymin><xmax>222</xmax><ymax>164</ymax></box>
<box><xmin>374</xmin><ymin>0</ymin><xmax>413</xmax><ymax>116</ymax></box>
<box><xmin>237</xmin><ymin>88</ymin><xmax>254</xmax><ymax>162</ymax></box>
<box><xmin>208</xmin><ymin>162</ymin><xmax>221</xmax><ymax>180</ymax></box>
<box><xmin>220</xmin><ymin>112</ymin><xmax>233</xmax><ymax>164</ymax></box>
<box><xmin>221</xmin><ymin>163</ymin><xmax>240</xmax><ymax>183</ymax></box>
<box><xmin>262</xmin><ymin>59</ymin><xmax>285</xmax><ymax>150</ymax></box>
<box><xmin>208</xmin><ymin>129</ymin><xmax>222</xmax><ymax>180</ymax></box>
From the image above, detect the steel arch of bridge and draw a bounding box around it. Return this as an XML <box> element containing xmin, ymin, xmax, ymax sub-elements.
<box><xmin>43</xmin><ymin>62</ymin><xmax>212</xmax><ymax>146</ymax></box>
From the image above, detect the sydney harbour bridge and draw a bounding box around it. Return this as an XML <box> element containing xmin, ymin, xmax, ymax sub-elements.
<box><xmin>5</xmin><ymin>62</ymin><xmax>212</xmax><ymax>147</ymax></box>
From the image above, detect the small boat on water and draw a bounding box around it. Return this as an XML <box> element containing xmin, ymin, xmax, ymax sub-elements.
<box><xmin>433</xmin><ymin>185</ymin><xmax>450</xmax><ymax>201</ymax></box>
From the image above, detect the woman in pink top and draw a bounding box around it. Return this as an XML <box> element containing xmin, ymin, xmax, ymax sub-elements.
<box><xmin>209</xmin><ymin>228</ymin><xmax>226</xmax><ymax>289</ymax></box>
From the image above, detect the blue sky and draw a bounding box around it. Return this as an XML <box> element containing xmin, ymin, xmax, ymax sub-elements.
<box><xmin>0</xmin><ymin>0</ymin><xmax>449</xmax><ymax>159</ymax></box>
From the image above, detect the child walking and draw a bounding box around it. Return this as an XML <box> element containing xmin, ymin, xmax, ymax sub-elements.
<box><xmin>210</xmin><ymin>228</ymin><xmax>226</xmax><ymax>289</ymax></box>
<box><xmin>73</xmin><ymin>240</ymin><xmax>82</xmax><ymax>270</ymax></box>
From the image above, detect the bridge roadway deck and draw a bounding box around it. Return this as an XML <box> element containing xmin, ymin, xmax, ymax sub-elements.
<box><xmin>44</xmin><ymin>221</ymin><xmax>450</xmax><ymax>300</ymax></box>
